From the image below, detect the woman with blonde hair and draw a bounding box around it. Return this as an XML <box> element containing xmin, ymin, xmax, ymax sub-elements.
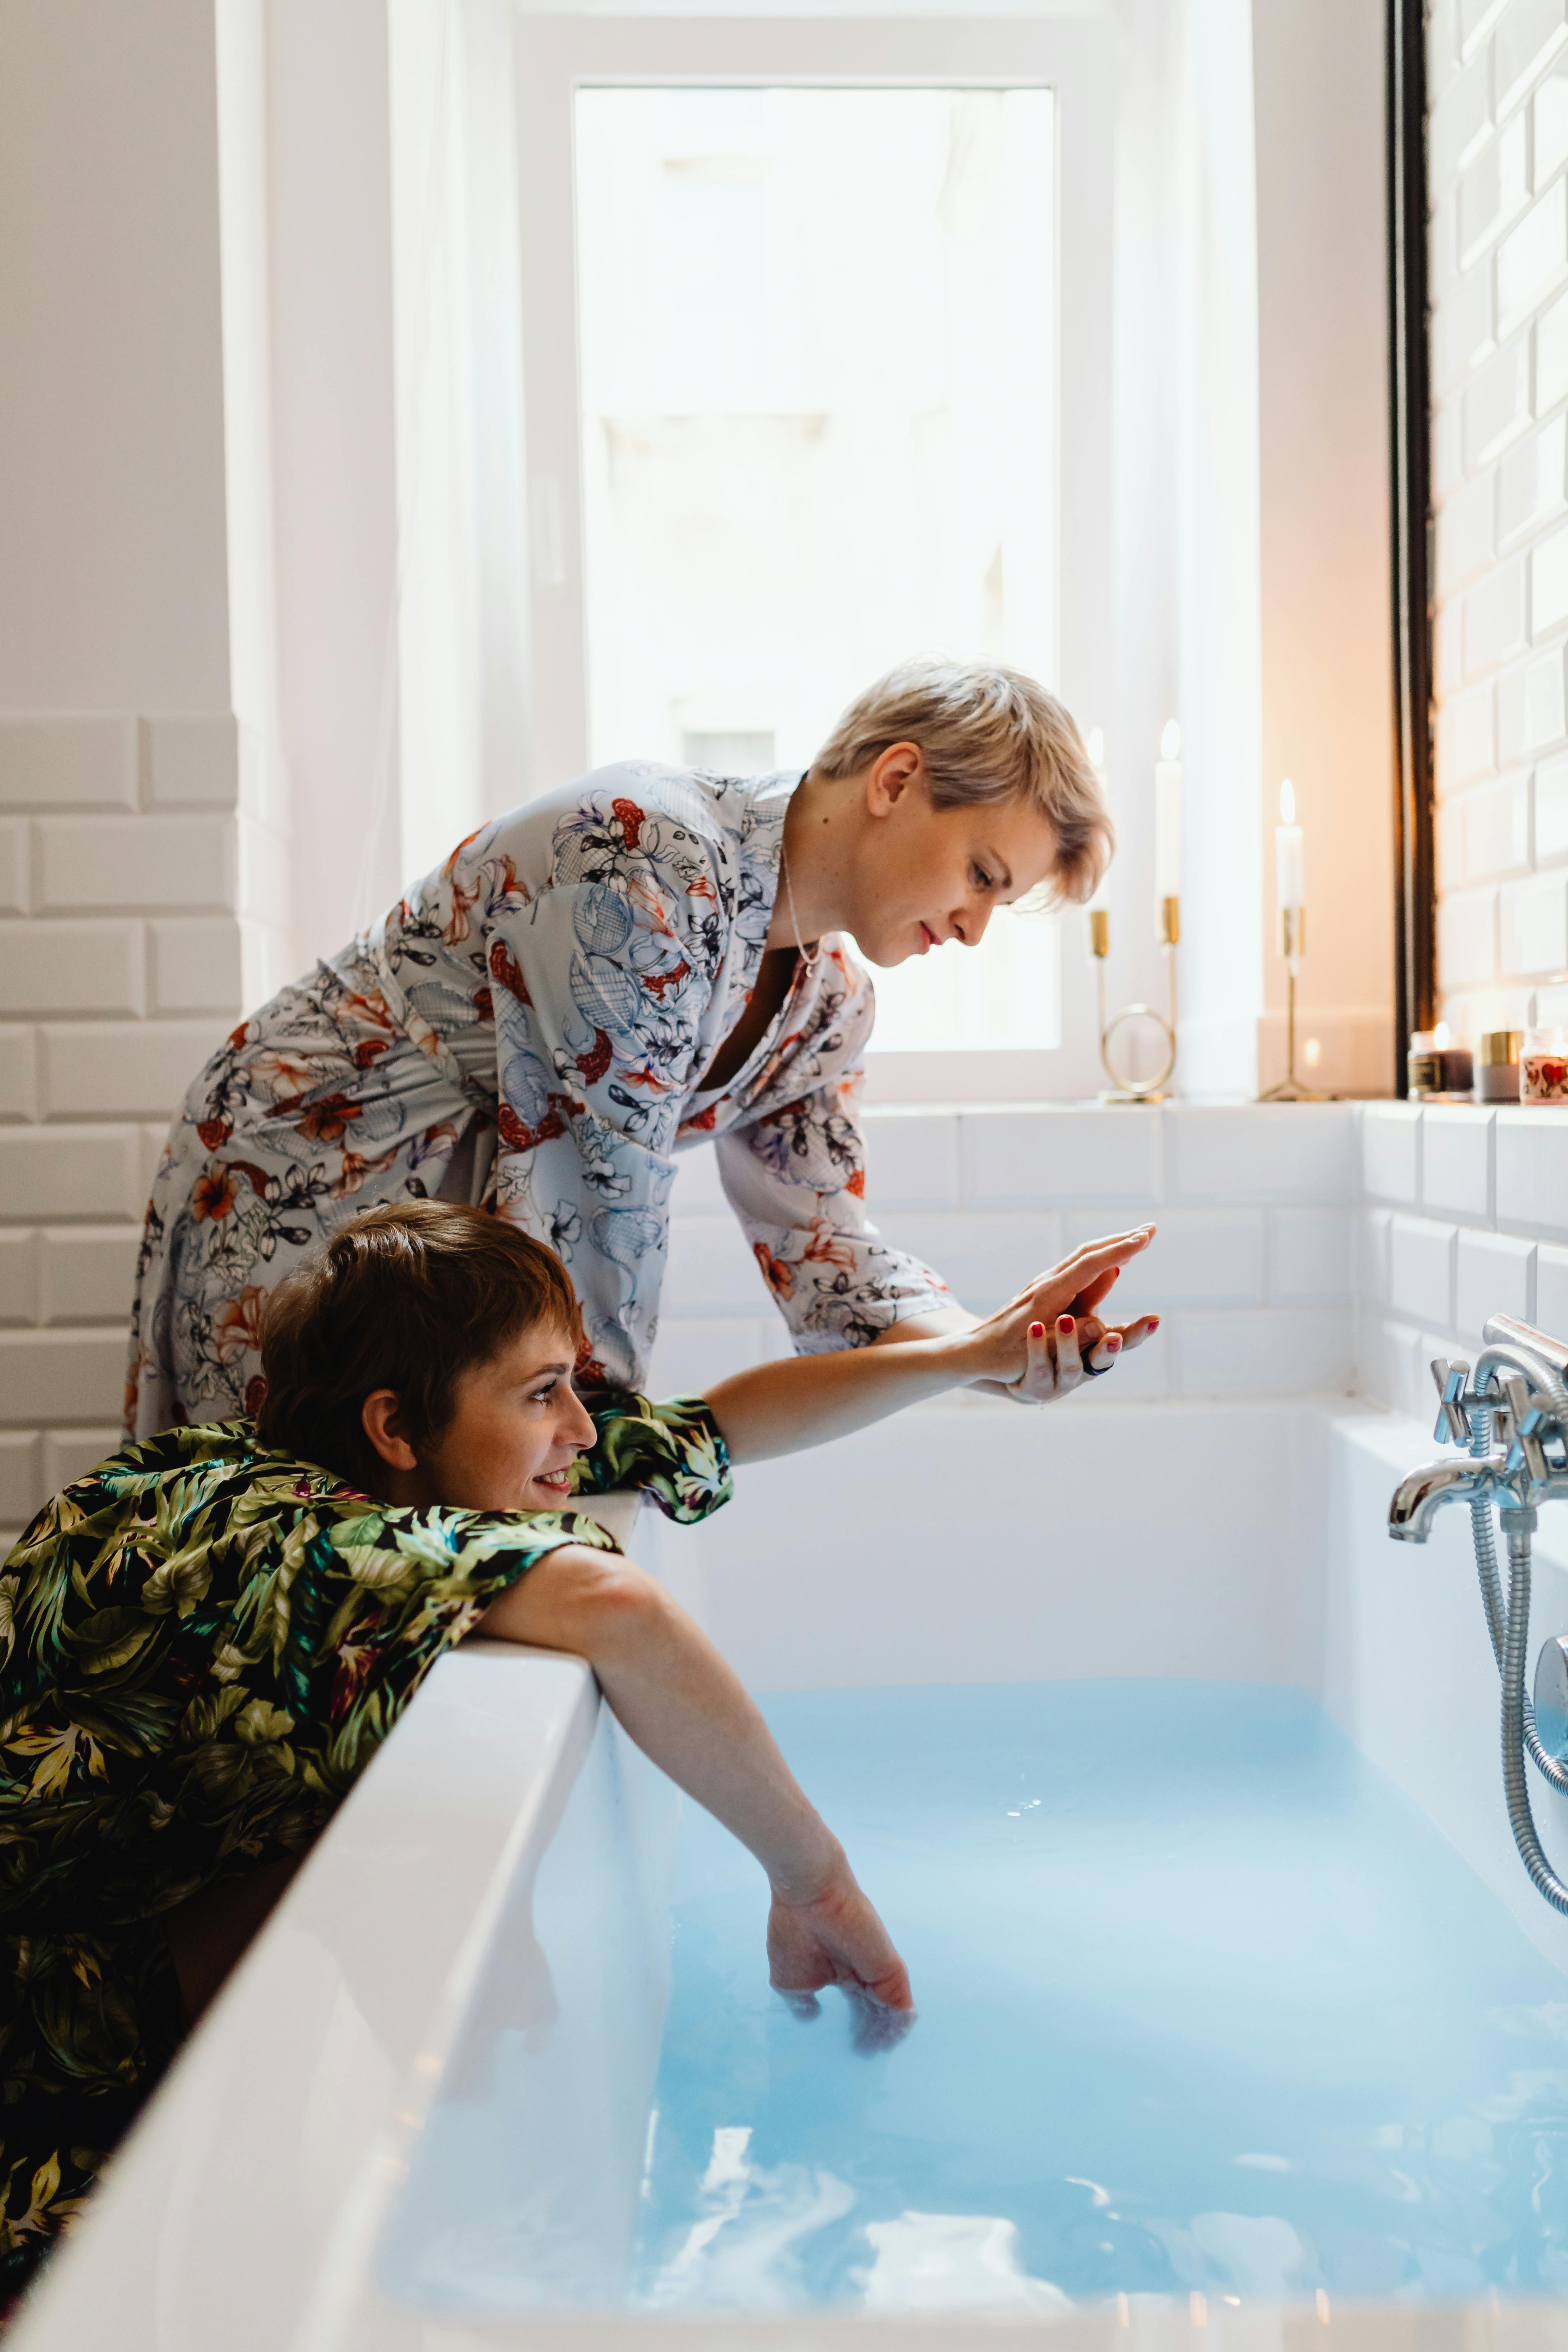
<box><xmin>126</xmin><ymin>658</ymin><xmax>1151</xmax><ymax>1436</ymax></box>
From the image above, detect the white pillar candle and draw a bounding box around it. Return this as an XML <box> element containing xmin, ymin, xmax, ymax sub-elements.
<box><xmin>1276</xmin><ymin>777</ymin><xmax>1305</xmax><ymax>912</ymax></box>
<box><xmin>1154</xmin><ymin>720</ymin><xmax>1182</xmax><ymax>899</ymax></box>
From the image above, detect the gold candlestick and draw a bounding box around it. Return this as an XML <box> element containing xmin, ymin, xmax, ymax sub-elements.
<box><xmin>1091</xmin><ymin>902</ymin><xmax>1179</xmax><ymax>1101</ymax></box>
<box><xmin>1258</xmin><ymin>907</ymin><xmax>1328</xmax><ymax>1101</ymax></box>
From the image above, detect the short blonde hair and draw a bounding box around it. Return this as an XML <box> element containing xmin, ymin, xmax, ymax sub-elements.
<box><xmin>812</xmin><ymin>658</ymin><xmax>1113</xmax><ymax>904</ymax></box>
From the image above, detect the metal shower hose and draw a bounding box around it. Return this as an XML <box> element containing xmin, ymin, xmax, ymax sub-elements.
<box><xmin>1467</xmin><ymin>1374</ymin><xmax>1568</xmax><ymax>1912</ymax></box>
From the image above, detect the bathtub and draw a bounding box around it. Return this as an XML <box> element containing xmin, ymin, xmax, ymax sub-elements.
<box><xmin>14</xmin><ymin>1391</ymin><xmax>1568</xmax><ymax>2351</ymax></box>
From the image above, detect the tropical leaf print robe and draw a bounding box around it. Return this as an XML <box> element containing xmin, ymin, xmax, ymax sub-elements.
<box><xmin>0</xmin><ymin>1394</ymin><xmax>729</xmax><ymax>2313</ymax></box>
<box><xmin>125</xmin><ymin>766</ymin><xmax>951</xmax><ymax>1438</ymax></box>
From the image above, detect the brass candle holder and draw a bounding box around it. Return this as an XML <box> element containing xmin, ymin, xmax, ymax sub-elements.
<box><xmin>1258</xmin><ymin>907</ymin><xmax>1327</xmax><ymax>1101</ymax></box>
<box><xmin>1089</xmin><ymin>897</ymin><xmax>1179</xmax><ymax>1102</ymax></box>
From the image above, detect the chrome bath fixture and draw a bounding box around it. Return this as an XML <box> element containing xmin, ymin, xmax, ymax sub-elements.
<box><xmin>1389</xmin><ymin>1314</ymin><xmax>1568</xmax><ymax>1912</ymax></box>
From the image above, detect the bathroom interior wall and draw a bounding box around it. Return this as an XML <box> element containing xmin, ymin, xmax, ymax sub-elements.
<box><xmin>0</xmin><ymin>0</ymin><xmax>1411</xmax><ymax>1529</ymax></box>
<box><xmin>0</xmin><ymin>0</ymin><xmax>268</xmax><ymax>1535</ymax></box>
<box><xmin>1105</xmin><ymin>0</ymin><xmax>1394</xmax><ymax>1104</ymax></box>
<box><xmin>1251</xmin><ymin>0</ymin><xmax>1396</xmax><ymax>1098</ymax></box>
<box><xmin>1427</xmin><ymin>0</ymin><xmax>1568</xmax><ymax>1048</ymax></box>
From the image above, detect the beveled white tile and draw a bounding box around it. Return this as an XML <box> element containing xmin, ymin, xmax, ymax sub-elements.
<box><xmin>959</xmin><ymin>1104</ymin><xmax>1161</xmax><ymax>1207</ymax></box>
<box><xmin>1169</xmin><ymin>1308</ymin><xmax>1352</xmax><ymax>1398</ymax></box>
<box><xmin>1389</xmin><ymin>1318</ymin><xmax>1433</xmax><ymax>1418</ymax></box>
<box><xmin>1362</xmin><ymin>1102</ymin><xmax>1423</xmax><ymax>1203</ymax></box>
<box><xmin>1268</xmin><ymin>1208</ymin><xmax>1355</xmax><ymax>1303</ymax></box>
<box><xmin>1390</xmin><ymin>1214</ymin><xmax>1458</xmax><ymax>1328</ymax></box>
<box><xmin>1495</xmin><ymin>1106</ymin><xmax>1568</xmax><ymax>1234</ymax></box>
<box><xmin>1164</xmin><ymin>1104</ymin><xmax>1355</xmax><ymax>1201</ymax></box>
<box><xmin>645</xmin><ymin>1316</ymin><xmax>769</xmax><ymax>1396</ymax></box>
<box><xmin>1420</xmin><ymin>1104</ymin><xmax>1494</xmax><ymax>1220</ymax></box>
<box><xmin>1063</xmin><ymin>1205</ymin><xmax>1263</xmax><ymax>1306</ymax></box>
<box><xmin>863</xmin><ymin>1109</ymin><xmax>960</xmax><ymax>1210</ymax></box>
<box><xmin>1536</xmin><ymin>1240</ymin><xmax>1568</xmax><ymax>1341</ymax></box>
<box><xmin>1455</xmin><ymin>1227</ymin><xmax>1535</xmax><ymax>1337</ymax></box>
<box><xmin>668</xmin><ymin>1142</ymin><xmax>729</xmax><ymax>1214</ymax></box>
<box><xmin>1359</xmin><ymin>1207</ymin><xmax>1395</xmax><ymax>1307</ymax></box>
<box><xmin>876</xmin><ymin>1210</ymin><xmax>1063</xmax><ymax>1312</ymax></box>
<box><xmin>663</xmin><ymin>1214</ymin><xmax>762</xmax><ymax>1315</ymax></box>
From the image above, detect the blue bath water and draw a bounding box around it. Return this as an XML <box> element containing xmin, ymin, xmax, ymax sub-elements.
<box><xmin>385</xmin><ymin>1683</ymin><xmax>1568</xmax><ymax>2312</ymax></box>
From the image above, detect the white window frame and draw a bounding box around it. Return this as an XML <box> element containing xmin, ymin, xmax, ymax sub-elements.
<box><xmin>511</xmin><ymin>9</ymin><xmax>1117</xmax><ymax>1104</ymax></box>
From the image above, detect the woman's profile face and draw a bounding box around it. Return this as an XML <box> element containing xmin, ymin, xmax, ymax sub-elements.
<box><xmin>844</xmin><ymin>763</ymin><xmax>1061</xmax><ymax>968</ymax></box>
<box><xmin>410</xmin><ymin>1323</ymin><xmax>598</xmax><ymax>1514</ymax></box>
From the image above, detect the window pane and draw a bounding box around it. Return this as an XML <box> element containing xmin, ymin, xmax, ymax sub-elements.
<box><xmin>574</xmin><ymin>85</ymin><xmax>1057</xmax><ymax>1050</ymax></box>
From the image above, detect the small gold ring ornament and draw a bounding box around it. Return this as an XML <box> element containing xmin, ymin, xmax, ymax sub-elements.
<box><xmin>1100</xmin><ymin>1002</ymin><xmax>1177</xmax><ymax>1099</ymax></box>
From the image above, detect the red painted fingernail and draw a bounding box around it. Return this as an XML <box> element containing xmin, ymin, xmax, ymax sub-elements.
<box><xmin>1058</xmin><ymin>1315</ymin><xmax>1073</xmax><ymax>1331</ymax></box>
<box><xmin>1029</xmin><ymin>1321</ymin><xmax>1045</xmax><ymax>1337</ymax></box>
<box><xmin>1148</xmin><ymin>1316</ymin><xmax>1161</xmax><ymax>1330</ymax></box>
<box><xmin>1106</xmin><ymin>1333</ymin><xmax>1123</xmax><ymax>1350</ymax></box>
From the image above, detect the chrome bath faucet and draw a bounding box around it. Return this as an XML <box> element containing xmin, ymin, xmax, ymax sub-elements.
<box><xmin>1387</xmin><ymin>1314</ymin><xmax>1568</xmax><ymax>1915</ymax></box>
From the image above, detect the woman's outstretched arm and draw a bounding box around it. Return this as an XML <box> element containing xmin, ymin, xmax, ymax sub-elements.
<box><xmin>703</xmin><ymin>1224</ymin><xmax>1159</xmax><ymax>1462</ymax></box>
<box><xmin>477</xmin><ymin>1544</ymin><xmax>912</xmax><ymax>2012</ymax></box>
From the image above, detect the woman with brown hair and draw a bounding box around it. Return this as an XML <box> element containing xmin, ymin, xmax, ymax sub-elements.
<box><xmin>1</xmin><ymin>1197</ymin><xmax>1151</xmax><ymax>2308</ymax></box>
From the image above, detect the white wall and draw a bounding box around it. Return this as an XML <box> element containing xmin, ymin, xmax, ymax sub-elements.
<box><xmin>1102</xmin><ymin>0</ymin><xmax>1394</xmax><ymax>1103</ymax></box>
<box><xmin>1428</xmin><ymin>0</ymin><xmax>1568</xmax><ymax>1045</ymax></box>
<box><xmin>649</xmin><ymin>1100</ymin><xmax>1362</xmax><ymax>1404</ymax></box>
<box><xmin>1356</xmin><ymin>1096</ymin><xmax>1568</xmax><ymax>1412</ymax></box>
<box><xmin>1252</xmin><ymin>0</ymin><xmax>1396</xmax><ymax>1097</ymax></box>
<box><xmin>0</xmin><ymin>0</ymin><xmax>279</xmax><ymax>1535</ymax></box>
<box><xmin>0</xmin><ymin>0</ymin><xmax>1400</xmax><ymax>1541</ymax></box>
<box><xmin>266</xmin><ymin>0</ymin><xmax>404</xmax><ymax>965</ymax></box>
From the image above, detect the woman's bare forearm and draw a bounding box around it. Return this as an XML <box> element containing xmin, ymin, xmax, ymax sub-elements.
<box><xmin>479</xmin><ymin>1550</ymin><xmax>912</xmax><ymax>2008</ymax></box>
<box><xmin>701</xmin><ymin>1332</ymin><xmax>974</xmax><ymax>1463</ymax></box>
<box><xmin>478</xmin><ymin>1550</ymin><xmax>841</xmax><ymax>1900</ymax></box>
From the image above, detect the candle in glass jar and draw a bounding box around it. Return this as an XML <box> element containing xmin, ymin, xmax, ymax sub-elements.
<box><xmin>1154</xmin><ymin>720</ymin><xmax>1182</xmax><ymax>898</ymax></box>
<box><xmin>1276</xmin><ymin>779</ymin><xmax>1305</xmax><ymax>913</ymax></box>
<box><xmin>1523</xmin><ymin>1025</ymin><xmax>1568</xmax><ymax>1103</ymax></box>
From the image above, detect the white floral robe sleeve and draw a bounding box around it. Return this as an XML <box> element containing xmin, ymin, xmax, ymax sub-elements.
<box><xmin>710</xmin><ymin>965</ymin><xmax>952</xmax><ymax>1355</ymax></box>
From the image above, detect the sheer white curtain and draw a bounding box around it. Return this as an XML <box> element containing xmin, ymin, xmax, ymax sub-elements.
<box><xmin>1113</xmin><ymin>0</ymin><xmax>1265</xmax><ymax>1100</ymax></box>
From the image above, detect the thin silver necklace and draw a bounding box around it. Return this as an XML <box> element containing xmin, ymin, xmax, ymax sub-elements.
<box><xmin>779</xmin><ymin>839</ymin><xmax>822</xmax><ymax>970</ymax></box>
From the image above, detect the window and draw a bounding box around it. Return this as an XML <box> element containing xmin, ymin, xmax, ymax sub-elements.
<box><xmin>514</xmin><ymin>14</ymin><xmax>1114</xmax><ymax>1090</ymax></box>
<box><xmin>574</xmin><ymin>83</ymin><xmax>1057</xmax><ymax>1051</ymax></box>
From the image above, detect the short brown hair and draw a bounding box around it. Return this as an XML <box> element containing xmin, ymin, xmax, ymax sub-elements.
<box><xmin>255</xmin><ymin>1201</ymin><xmax>582</xmax><ymax>1490</ymax></box>
<box><xmin>812</xmin><ymin>657</ymin><xmax>1114</xmax><ymax>904</ymax></box>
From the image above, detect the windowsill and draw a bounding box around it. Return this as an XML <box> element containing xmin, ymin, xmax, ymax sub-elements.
<box><xmin>861</xmin><ymin>1047</ymin><xmax>1066</xmax><ymax>1104</ymax></box>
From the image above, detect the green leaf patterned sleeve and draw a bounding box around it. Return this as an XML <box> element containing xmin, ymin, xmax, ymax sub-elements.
<box><xmin>0</xmin><ymin>1417</ymin><xmax>645</xmax><ymax>2311</ymax></box>
<box><xmin>571</xmin><ymin>1391</ymin><xmax>734</xmax><ymax>1525</ymax></box>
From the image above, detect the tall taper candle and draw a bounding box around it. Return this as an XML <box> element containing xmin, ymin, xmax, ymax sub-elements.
<box><xmin>1154</xmin><ymin>720</ymin><xmax>1183</xmax><ymax>901</ymax></box>
<box><xmin>1276</xmin><ymin>777</ymin><xmax>1304</xmax><ymax>912</ymax></box>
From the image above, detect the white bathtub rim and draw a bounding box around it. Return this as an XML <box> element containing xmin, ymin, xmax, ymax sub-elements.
<box><xmin>6</xmin><ymin>1639</ymin><xmax>604</xmax><ymax>2352</ymax></box>
<box><xmin>17</xmin><ymin>1407</ymin><xmax>1568</xmax><ymax>2349</ymax></box>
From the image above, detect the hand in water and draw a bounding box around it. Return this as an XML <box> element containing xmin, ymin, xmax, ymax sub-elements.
<box><xmin>767</xmin><ymin>1865</ymin><xmax>915</xmax><ymax>2047</ymax></box>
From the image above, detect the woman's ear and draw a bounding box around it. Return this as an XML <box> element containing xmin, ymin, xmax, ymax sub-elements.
<box><xmin>865</xmin><ymin>739</ymin><xmax>924</xmax><ymax>815</ymax></box>
<box><xmin>361</xmin><ymin>1389</ymin><xmax>420</xmax><ymax>1473</ymax></box>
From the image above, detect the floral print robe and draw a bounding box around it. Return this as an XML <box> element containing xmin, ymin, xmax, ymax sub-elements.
<box><xmin>0</xmin><ymin>1393</ymin><xmax>730</xmax><ymax>2313</ymax></box>
<box><xmin>126</xmin><ymin>766</ymin><xmax>951</xmax><ymax>1438</ymax></box>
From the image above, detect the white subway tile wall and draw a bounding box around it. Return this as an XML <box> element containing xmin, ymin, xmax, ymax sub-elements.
<box><xmin>642</xmin><ymin>1101</ymin><xmax>1568</xmax><ymax>1433</ymax></box>
<box><xmin>1432</xmin><ymin>0</ymin><xmax>1568</xmax><ymax>1046</ymax></box>
<box><xmin>0</xmin><ymin>712</ymin><xmax>287</xmax><ymax>1547</ymax></box>
<box><xmin>648</xmin><ymin>1104</ymin><xmax>1361</xmax><ymax>1414</ymax></box>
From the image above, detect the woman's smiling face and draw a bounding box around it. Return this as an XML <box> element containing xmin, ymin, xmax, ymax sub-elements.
<box><xmin>367</xmin><ymin>1322</ymin><xmax>599</xmax><ymax>1514</ymax></box>
<box><xmin>841</xmin><ymin>756</ymin><xmax>1061</xmax><ymax>969</ymax></box>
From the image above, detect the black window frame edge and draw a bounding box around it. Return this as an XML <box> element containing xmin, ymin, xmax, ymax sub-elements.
<box><xmin>1388</xmin><ymin>0</ymin><xmax>1436</xmax><ymax>1093</ymax></box>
